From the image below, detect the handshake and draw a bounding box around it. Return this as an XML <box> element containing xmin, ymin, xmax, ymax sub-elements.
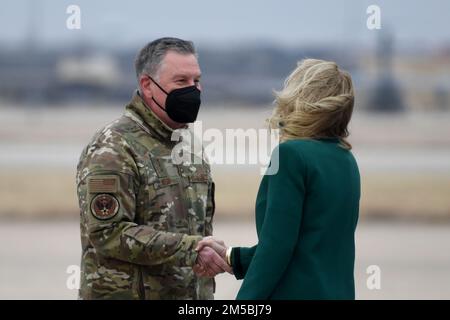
<box><xmin>194</xmin><ymin>236</ymin><xmax>233</xmax><ymax>278</ymax></box>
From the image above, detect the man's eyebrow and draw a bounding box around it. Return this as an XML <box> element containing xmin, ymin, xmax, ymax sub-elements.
<box><xmin>171</xmin><ymin>73</ymin><xmax>202</xmax><ymax>79</ymax></box>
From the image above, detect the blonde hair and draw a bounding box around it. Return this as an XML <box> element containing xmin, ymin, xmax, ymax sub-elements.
<box><xmin>269</xmin><ymin>59</ymin><xmax>355</xmax><ymax>149</ymax></box>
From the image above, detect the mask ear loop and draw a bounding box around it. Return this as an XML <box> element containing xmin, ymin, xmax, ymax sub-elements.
<box><xmin>147</xmin><ymin>75</ymin><xmax>169</xmax><ymax>95</ymax></box>
<box><xmin>146</xmin><ymin>75</ymin><xmax>168</xmax><ymax>111</ymax></box>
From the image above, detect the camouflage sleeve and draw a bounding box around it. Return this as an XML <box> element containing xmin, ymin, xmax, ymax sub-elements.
<box><xmin>77</xmin><ymin>131</ymin><xmax>201</xmax><ymax>267</ymax></box>
<box><xmin>204</xmin><ymin>181</ymin><xmax>215</xmax><ymax>236</ymax></box>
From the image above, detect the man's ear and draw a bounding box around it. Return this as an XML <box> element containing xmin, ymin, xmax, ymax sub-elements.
<box><xmin>139</xmin><ymin>76</ymin><xmax>152</xmax><ymax>98</ymax></box>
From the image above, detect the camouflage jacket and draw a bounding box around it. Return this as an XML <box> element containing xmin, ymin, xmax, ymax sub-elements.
<box><xmin>76</xmin><ymin>92</ymin><xmax>215</xmax><ymax>299</ymax></box>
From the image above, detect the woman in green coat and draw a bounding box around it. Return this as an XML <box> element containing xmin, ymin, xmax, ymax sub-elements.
<box><xmin>196</xmin><ymin>59</ymin><xmax>360</xmax><ymax>300</ymax></box>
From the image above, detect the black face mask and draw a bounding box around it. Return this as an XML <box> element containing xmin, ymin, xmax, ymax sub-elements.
<box><xmin>147</xmin><ymin>75</ymin><xmax>201</xmax><ymax>123</ymax></box>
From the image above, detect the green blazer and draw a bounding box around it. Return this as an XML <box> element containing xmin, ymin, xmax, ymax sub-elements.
<box><xmin>231</xmin><ymin>138</ymin><xmax>360</xmax><ymax>300</ymax></box>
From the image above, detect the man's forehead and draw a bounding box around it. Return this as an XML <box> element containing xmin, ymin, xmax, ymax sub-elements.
<box><xmin>160</xmin><ymin>51</ymin><xmax>201</xmax><ymax>77</ymax></box>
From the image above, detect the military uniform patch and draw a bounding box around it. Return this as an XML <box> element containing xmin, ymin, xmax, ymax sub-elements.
<box><xmin>90</xmin><ymin>194</ymin><xmax>120</xmax><ymax>220</ymax></box>
<box><xmin>88</xmin><ymin>175</ymin><xmax>119</xmax><ymax>193</ymax></box>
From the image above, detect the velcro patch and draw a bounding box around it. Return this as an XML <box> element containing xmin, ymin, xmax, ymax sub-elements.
<box><xmin>189</xmin><ymin>173</ymin><xmax>209</xmax><ymax>183</ymax></box>
<box><xmin>88</xmin><ymin>175</ymin><xmax>119</xmax><ymax>193</ymax></box>
<box><xmin>154</xmin><ymin>176</ymin><xmax>179</xmax><ymax>189</ymax></box>
<box><xmin>90</xmin><ymin>194</ymin><xmax>120</xmax><ymax>220</ymax></box>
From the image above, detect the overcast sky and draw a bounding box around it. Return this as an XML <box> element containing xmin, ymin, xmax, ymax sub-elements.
<box><xmin>1</xmin><ymin>0</ymin><xmax>449</xmax><ymax>49</ymax></box>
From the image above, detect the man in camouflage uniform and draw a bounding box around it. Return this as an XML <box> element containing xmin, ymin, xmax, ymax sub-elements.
<box><xmin>76</xmin><ymin>38</ymin><xmax>230</xmax><ymax>300</ymax></box>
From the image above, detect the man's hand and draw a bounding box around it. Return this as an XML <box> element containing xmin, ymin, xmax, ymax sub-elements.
<box><xmin>196</xmin><ymin>236</ymin><xmax>227</xmax><ymax>258</ymax></box>
<box><xmin>193</xmin><ymin>237</ymin><xmax>232</xmax><ymax>277</ymax></box>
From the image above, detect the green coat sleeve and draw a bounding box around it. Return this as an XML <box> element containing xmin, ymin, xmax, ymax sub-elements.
<box><xmin>231</xmin><ymin>245</ymin><xmax>257</xmax><ymax>280</ymax></box>
<box><xmin>236</xmin><ymin>142</ymin><xmax>306</xmax><ymax>300</ymax></box>
<box><xmin>77</xmin><ymin>131</ymin><xmax>201</xmax><ymax>268</ymax></box>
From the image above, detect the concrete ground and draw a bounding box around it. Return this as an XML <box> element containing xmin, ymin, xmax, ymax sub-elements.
<box><xmin>0</xmin><ymin>219</ymin><xmax>449</xmax><ymax>300</ymax></box>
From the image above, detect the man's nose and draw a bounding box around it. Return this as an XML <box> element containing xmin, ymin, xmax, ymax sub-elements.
<box><xmin>189</xmin><ymin>80</ymin><xmax>201</xmax><ymax>90</ymax></box>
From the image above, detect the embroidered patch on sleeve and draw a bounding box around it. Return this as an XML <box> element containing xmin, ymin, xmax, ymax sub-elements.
<box><xmin>90</xmin><ymin>194</ymin><xmax>120</xmax><ymax>220</ymax></box>
<box><xmin>87</xmin><ymin>175</ymin><xmax>119</xmax><ymax>194</ymax></box>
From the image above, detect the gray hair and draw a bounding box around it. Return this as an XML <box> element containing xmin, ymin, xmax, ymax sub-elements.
<box><xmin>134</xmin><ymin>37</ymin><xmax>197</xmax><ymax>82</ymax></box>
